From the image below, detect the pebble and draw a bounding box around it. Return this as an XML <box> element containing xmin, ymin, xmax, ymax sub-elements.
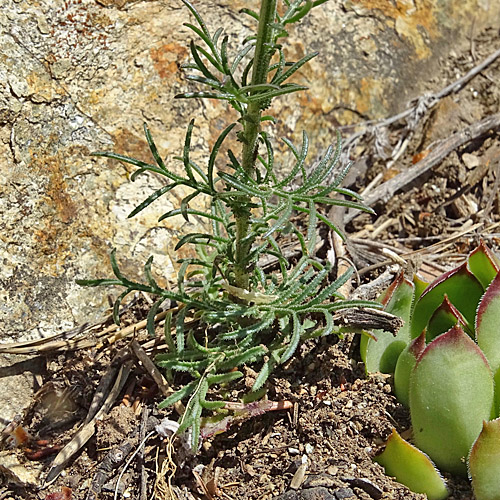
<box><xmin>327</xmin><ymin>465</ymin><xmax>338</xmax><ymax>475</ymax></box>
<box><xmin>335</xmin><ymin>487</ymin><xmax>356</xmax><ymax>499</ymax></box>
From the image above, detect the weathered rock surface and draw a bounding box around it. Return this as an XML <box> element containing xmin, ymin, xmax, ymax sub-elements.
<box><xmin>1</xmin><ymin>0</ymin><xmax>499</xmax><ymax>343</ymax></box>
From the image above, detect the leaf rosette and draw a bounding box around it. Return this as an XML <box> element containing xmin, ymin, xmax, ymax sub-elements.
<box><xmin>363</xmin><ymin>241</ymin><xmax>500</xmax><ymax>499</ymax></box>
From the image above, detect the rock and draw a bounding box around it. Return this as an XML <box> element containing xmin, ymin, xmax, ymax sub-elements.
<box><xmin>301</xmin><ymin>487</ymin><xmax>335</xmax><ymax>500</ymax></box>
<box><xmin>462</xmin><ymin>152</ymin><xmax>481</xmax><ymax>169</ymax></box>
<box><xmin>0</xmin><ymin>354</ymin><xmax>44</xmax><ymax>423</ymax></box>
<box><xmin>0</xmin><ymin>0</ymin><xmax>499</xmax><ymax>346</ymax></box>
<box><xmin>334</xmin><ymin>488</ymin><xmax>356</xmax><ymax>500</ymax></box>
<box><xmin>0</xmin><ymin>450</ymin><xmax>44</xmax><ymax>487</ymax></box>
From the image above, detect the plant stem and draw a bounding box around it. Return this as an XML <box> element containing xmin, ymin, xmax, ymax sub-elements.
<box><xmin>234</xmin><ymin>0</ymin><xmax>278</xmax><ymax>290</ymax></box>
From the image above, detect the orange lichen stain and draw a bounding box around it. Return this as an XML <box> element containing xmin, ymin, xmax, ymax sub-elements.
<box><xmin>113</xmin><ymin>128</ymin><xmax>150</xmax><ymax>159</ymax></box>
<box><xmin>26</xmin><ymin>71</ymin><xmax>65</xmax><ymax>101</ymax></box>
<box><xmin>352</xmin><ymin>0</ymin><xmax>437</xmax><ymax>59</ymax></box>
<box><xmin>412</xmin><ymin>150</ymin><xmax>430</xmax><ymax>164</ymax></box>
<box><xmin>37</xmin><ymin>154</ymin><xmax>77</xmax><ymax>225</ymax></box>
<box><xmin>150</xmin><ymin>43</ymin><xmax>188</xmax><ymax>79</ymax></box>
<box><xmin>356</xmin><ymin>77</ymin><xmax>387</xmax><ymax>115</ymax></box>
<box><xmin>29</xmin><ymin>150</ymin><xmax>81</xmax><ymax>273</ymax></box>
<box><xmin>88</xmin><ymin>88</ymin><xmax>105</xmax><ymax>105</ymax></box>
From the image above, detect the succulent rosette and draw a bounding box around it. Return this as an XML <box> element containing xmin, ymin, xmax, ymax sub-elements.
<box><xmin>362</xmin><ymin>241</ymin><xmax>500</xmax><ymax>500</ymax></box>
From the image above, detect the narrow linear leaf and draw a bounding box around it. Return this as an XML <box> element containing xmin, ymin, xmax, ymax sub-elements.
<box><xmin>190</xmin><ymin>40</ymin><xmax>219</xmax><ymax>81</ymax></box>
<box><xmin>209</xmin><ymin>123</ymin><xmax>237</xmax><ymax>191</ymax></box>
<box><xmin>246</xmin><ymin>84</ymin><xmax>309</xmax><ymax>103</ymax></box>
<box><xmin>240</xmin><ymin>7</ymin><xmax>259</xmax><ymax>21</ymax></box>
<box><xmin>207</xmin><ymin>371</ymin><xmax>243</xmax><ymax>385</ymax></box>
<box><xmin>146</xmin><ymin>300</ymin><xmax>163</xmax><ymax>337</ymax></box>
<box><xmin>280</xmin><ymin>313</ymin><xmax>302</xmax><ymax>363</ymax></box>
<box><xmin>252</xmin><ymin>350</ymin><xmax>283</xmax><ymax>391</ymax></box>
<box><xmin>129</xmin><ymin>184</ymin><xmax>178</xmax><ymax>218</ymax></box>
<box><xmin>157</xmin><ymin>379</ymin><xmax>198</xmax><ymax>409</ymax></box>
<box><xmin>159</xmin><ymin>208</ymin><xmax>225</xmax><ymax>224</ymax></box>
<box><xmin>180</xmin><ymin>190</ymin><xmax>201</xmax><ymax>222</ymax></box>
<box><xmin>176</xmin><ymin>306</ymin><xmax>188</xmax><ymax>353</ymax></box>
<box><xmin>218</xmin><ymin>312</ymin><xmax>275</xmax><ymax>340</ymax></box>
<box><xmin>113</xmin><ymin>290</ymin><xmax>130</xmax><ymax>325</ymax></box>
<box><xmin>218</xmin><ymin>345</ymin><xmax>268</xmax><ymax>371</ymax></box>
<box><xmin>163</xmin><ymin>311</ymin><xmax>175</xmax><ymax>352</ymax></box>
<box><xmin>272</xmin><ymin>52</ymin><xmax>318</xmax><ymax>85</ymax></box>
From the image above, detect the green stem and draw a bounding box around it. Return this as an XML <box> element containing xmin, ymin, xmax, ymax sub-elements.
<box><xmin>233</xmin><ymin>0</ymin><xmax>278</xmax><ymax>290</ymax></box>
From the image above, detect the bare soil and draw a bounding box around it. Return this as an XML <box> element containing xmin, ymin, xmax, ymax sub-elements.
<box><xmin>1</xmin><ymin>25</ymin><xmax>500</xmax><ymax>500</ymax></box>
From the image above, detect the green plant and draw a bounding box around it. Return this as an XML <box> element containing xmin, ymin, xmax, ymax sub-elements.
<box><xmin>78</xmin><ymin>0</ymin><xmax>375</xmax><ymax>449</ymax></box>
<box><xmin>363</xmin><ymin>241</ymin><xmax>500</xmax><ymax>499</ymax></box>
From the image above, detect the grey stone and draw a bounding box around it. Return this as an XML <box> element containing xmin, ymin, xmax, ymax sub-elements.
<box><xmin>334</xmin><ymin>488</ymin><xmax>356</xmax><ymax>500</ymax></box>
<box><xmin>301</xmin><ymin>487</ymin><xmax>335</xmax><ymax>500</ymax></box>
<box><xmin>0</xmin><ymin>354</ymin><xmax>44</xmax><ymax>425</ymax></box>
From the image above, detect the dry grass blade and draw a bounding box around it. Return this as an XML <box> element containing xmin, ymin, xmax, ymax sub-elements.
<box><xmin>43</xmin><ymin>361</ymin><xmax>132</xmax><ymax>486</ymax></box>
<box><xmin>0</xmin><ymin>309</ymin><xmax>174</xmax><ymax>355</ymax></box>
<box><xmin>130</xmin><ymin>340</ymin><xmax>172</xmax><ymax>397</ymax></box>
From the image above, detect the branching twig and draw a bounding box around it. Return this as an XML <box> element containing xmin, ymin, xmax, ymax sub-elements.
<box><xmin>341</xmin><ymin>46</ymin><xmax>500</xmax><ymax>156</ymax></box>
<box><xmin>345</xmin><ymin>113</ymin><xmax>500</xmax><ymax>222</ymax></box>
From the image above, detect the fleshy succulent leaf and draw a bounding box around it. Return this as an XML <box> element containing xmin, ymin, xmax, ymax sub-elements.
<box><xmin>467</xmin><ymin>240</ymin><xmax>500</xmax><ymax>290</ymax></box>
<box><xmin>411</xmin><ymin>263</ymin><xmax>483</xmax><ymax>338</ymax></box>
<box><xmin>468</xmin><ymin>418</ymin><xmax>500</xmax><ymax>500</ymax></box>
<box><xmin>410</xmin><ymin>325</ymin><xmax>495</xmax><ymax>476</ymax></box>
<box><xmin>476</xmin><ymin>272</ymin><xmax>500</xmax><ymax>375</ymax></box>
<box><xmin>394</xmin><ymin>331</ymin><xmax>425</xmax><ymax>407</ymax></box>
<box><xmin>413</xmin><ymin>274</ymin><xmax>429</xmax><ymax>303</ymax></box>
<box><xmin>374</xmin><ymin>429</ymin><xmax>449</xmax><ymax>500</ymax></box>
<box><xmin>475</xmin><ymin>272</ymin><xmax>500</xmax><ymax>414</ymax></box>
<box><xmin>360</xmin><ymin>272</ymin><xmax>414</xmax><ymax>373</ymax></box>
<box><xmin>426</xmin><ymin>295</ymin><xmax>469</xmax><ymax>342</ymax></box>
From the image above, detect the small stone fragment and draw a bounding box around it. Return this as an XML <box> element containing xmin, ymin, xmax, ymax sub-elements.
<box><xmin>334</xmin><ymin>487</ymin><xmax>356</xmax><ymax>500</ymax></box>
<box><xmin>301</xmin><ymin>487</ymin><xmax>335</xmax><ymax>500</ymax></box>
<box><xmin>37</xmin><ymin>14</ymin><xmax>50</xmax><ymax>34</ymax></box>
<box><xmin>462</xmin><ymin>153</ymin><xmax>480</xmax><ymax>169</ymax></box>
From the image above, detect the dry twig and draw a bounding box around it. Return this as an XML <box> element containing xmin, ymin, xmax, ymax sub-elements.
<box><xmin>345</xmin><ymin>113</ymin><xmax>500</xmax><ymax>223</ymax></box>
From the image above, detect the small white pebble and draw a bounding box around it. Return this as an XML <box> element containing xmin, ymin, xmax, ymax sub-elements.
<box><xmin>193</xmin><ymin>464</ymin><xmax>205</xmax><ymax>474</ymax></box>
<box><xmin>288</xmin><ymin>447</ymin><xmax>300</xmax><ymax>455</ymax></box>
<box><xmin>305</xmin><ymin>443</ymin><xmax>314</xmax><ymax>454</ymax></box>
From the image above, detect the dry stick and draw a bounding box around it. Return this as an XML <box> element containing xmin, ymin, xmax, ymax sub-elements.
<box><xmin>85</xmin><ymin>436</ymin><xmax>137</xmax><ymax>500</ymax></box>
<box><xmin>345</xmin><ymin>113</ymin><xmax>500</xmax><ymax>223</ymax></box>
<box><xmin>131</xmin><ymin>340</ymin><xmax>171</xmax><ymax>397</ymax></box>
<box><xmin>113</xmin><ymin>429</ymin><xmax>156</xmax><ymax>500</ymax></box>
<box><xmin>138</xmin><ymin>408</ymin><xmax>149</xmax><ymax>500</ymax></box>
<box><xmin>0</xmin><ymin>296</ymin><xmax>141</xmax><ymax>353</ymax></box>
<box><xmin>0</xmin><ymin>308</ymin><xmax>173</xmax><ymax>355</ymax></box>
<box><xmin>481</xmin><ymin>160</ymin><xmax>500</xmax><ymax>221</ymax></box>
<box><xmin>342</xmin><ymin>46</ymin><xmax>500</xmax><ymax>151</ymax></box>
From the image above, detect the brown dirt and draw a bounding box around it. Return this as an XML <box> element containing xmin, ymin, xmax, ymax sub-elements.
<box><xmin>1</xmin><ymin>23</ymin><xmax>500</xmax><ymax>500</ymax></box>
